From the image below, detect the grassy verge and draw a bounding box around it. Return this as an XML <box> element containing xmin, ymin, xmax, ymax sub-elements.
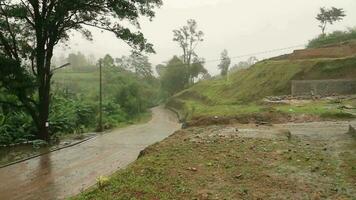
<box><xmin>73</xmin><ymin>126</ymin><xmax>356</xmax><ymax>199</ymax></box>
<box><xmin>175</xmin><ymin>99</ymin><xmax>355</xmax><ymax>122</ymax></box>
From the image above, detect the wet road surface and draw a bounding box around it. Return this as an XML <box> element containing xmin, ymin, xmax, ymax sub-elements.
<box><xmin>0</xmin><ymin>107</ymin><xmax>180</xmax><ymax>200</ymax></box>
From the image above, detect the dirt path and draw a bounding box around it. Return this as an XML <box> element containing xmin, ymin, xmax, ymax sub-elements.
<box><xmin>0</xmin><ymin>106</ymin><xmax>180</xmax><ymax>200</ymax></box>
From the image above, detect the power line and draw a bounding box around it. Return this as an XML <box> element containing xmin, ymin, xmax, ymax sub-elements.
<box><xmin>228</xmin><ymin>44</ymin><xmax>305</xmax><ymax>60</ymax></box>
<box><xmin>165</xmin><ymin>44</ymin><xmax>306</xmax><ymax>67</ymax></box>
<box><xmin>52</xmin><ymin>43</ymin><xmax>306</xmax><ymax>73</ymax></box>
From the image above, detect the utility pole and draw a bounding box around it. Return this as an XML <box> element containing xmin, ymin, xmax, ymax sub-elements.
<box><xmin>99</xmin><ymin>60</ymin><xmax>103</xmax><ymax>132</ymax></box>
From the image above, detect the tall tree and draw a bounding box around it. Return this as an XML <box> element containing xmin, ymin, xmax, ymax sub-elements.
<box><xmin>155</xmin><ymin>64</ymin><xmax>166</xmax><ymax>77</ymax></box>
<box><xmin>116</xmin><ymin>53</ymin><xmax>153</xmax><ymax>78</ymax></box>
<box><xmin>190</xmin><ymin>57</ymin><xmax>207</xmax><ymax>80</ymax></box>
<box><xmin>128</xmin><ymin>53</ymin><xmax>153</xmax><ymax>78</ymax></box>
<box><xmin>316</xmin><ymin>7</ymin><xmax>346</xmax><ymax>35</ymax></box>
<box><xmin>0</xmin><ymin>0</ymin><xmax>162</xmax><ymax>142</ymax></box>
<box><xmin>160</xmin><ymin>56</ymin><xmax>188</xmax><ymax>95</ymax></box>
<box><xmin>67</xmin><ymin>52</ymin><xmax>90</xmax><ymax>70</ymax></box>
<box><xmin>173</xmin><ymin>19</ymin><xmax>204</xmax><ymax>85</ymax></box>
<box><xmin>101</xmin><ymin>54</ymin><xmax>115</xmax><ymax>68</ymax></box>
<box><xmin>218</xmin><ymin>49</ymin><xmax>231</xmax><ymax>77</ymax></box>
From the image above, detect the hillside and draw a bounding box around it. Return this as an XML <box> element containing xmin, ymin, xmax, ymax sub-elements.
<box><xmin>168</xmin><ymin>45</ymin><xmax>356</xmax><ymax>122</ymax></box>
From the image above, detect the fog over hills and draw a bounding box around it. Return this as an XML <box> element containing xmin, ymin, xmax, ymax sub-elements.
<box><xmin>55</xmin><ymin>0</ymin><xmax>356</xmax><ymax>75</ymax></box>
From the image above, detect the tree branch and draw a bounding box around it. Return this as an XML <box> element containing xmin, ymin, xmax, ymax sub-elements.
<box><xmin>50</xmin><ymin>62</ymin><xmax>70</xmax><ymax>74</ymax></box>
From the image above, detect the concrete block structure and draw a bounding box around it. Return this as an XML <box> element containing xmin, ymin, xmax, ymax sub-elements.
<box><xmin>291</xmin><ymin>79</ymin><xmax>356</xmax><ymax>96</ymax></box>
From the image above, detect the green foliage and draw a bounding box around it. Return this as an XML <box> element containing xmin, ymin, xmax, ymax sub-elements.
<box><xmin>49</xmin><ymin>93</ymin><xmax>97</xmax><ymax>135</ymax></box>
<box><xmin>0</xmin><ymin>52</ymin><xmax>160</xmax><ymax>145</ymax></box>
<box><xmin>316</xmin><ymin>7</ymin><xmax>346</xmax><ymax>35</ymax></box>
<box><xmin>66</xmin><ymin>52</ymin><xmax>96</xmax><ymax>72</ymax></box>
<box><xmin>102</xmin><ymin>101</ymin><xmax>127</xmax><ymax>129</ymax></box>
<box><xmin>115</xmin><ymin>83</ymin><xmax>142</xmax><ymax>116</ymax></box>
<box><xmin>0</xmin><ymin>111</ymin><xmax>36</xmax><ymax>145</ymax></box>
<box><xmin>218</xmin><ymin>49</ymin><xmax>231</xmax><ymax>76</ymax></box>
<box><xmin>117</xmin><ymin>53</ymin><xmax>154</xmax><ymax>78</ymax></box>
<box><xmin>190</xmin><ymin>58</ymin><xmax>207</xmax><ymax>79</ymax></box>
<box><xmin>0</xmin><ymin>56</ymin><xmax>36</xmax><ymax>106</ymax></box>
<box><xmin>173</xmin><ymin>19</ymin><xmax>207</xmax><ymax>85</ymax></box>
<box><xmin>160</xmin><ymin>56</ymin><xmax>189</xmax><ymax>96</ymax></box>
<box><xmin>307</xmin><ymin>28</ymin><xmax>356</xmax><ymax>48</ymax></box>
<box><xmin>0</xmin><ymin>0</ymin><xmax>162</xmax><ymax>141</ymax></box>
<box><xmin>168</xmin><ymin>56</ymin><xmax>356</xmax><ymax>119</ymax></box>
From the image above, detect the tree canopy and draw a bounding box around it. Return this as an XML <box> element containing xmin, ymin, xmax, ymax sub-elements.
<box><xmin>173</xmin><ymin>19</ymin><xmax>206</xmax><ymax>85</ymax></box>
<box><xmin>160</xmin><ymin>56</ymin><xmax>188</xmax><ymax>96</ymax></box>
<box><xmin>316</xmin><ymin>7</ymin><xmax>346</xmax><ymax>35</ymax></box>
<box><xmin>117</xmin><ymin>53</ymin><xmax>153</xmax><ymax>78</ymax></box>
<box><xmin>218</xmin><ymin>49</ymin><xmax>231</xmax><ymax>77</ymax></box>
<box><xmin>0</xmin><ymin>0</ymin><xmax>162</xmax><ymax>141</ymax></box>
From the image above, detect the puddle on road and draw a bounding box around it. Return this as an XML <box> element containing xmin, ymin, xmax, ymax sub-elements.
<box><xmin>0</xmin><ymin>145</ymin><xmax>50</xmax><ymax>166</ymax></box>
<box><xmin>0</xmin><ymin>133</ymin><xmax>97</xmax><ymax>167</ymax></box>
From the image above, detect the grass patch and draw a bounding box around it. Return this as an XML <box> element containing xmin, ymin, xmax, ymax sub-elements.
<box><xmin>307</xmin><ymin>28</ymin><xmax>356</xmax><ymax>48</ymax></box>
<box><xmin>168</xmin><ymin>56</ymin><xmax>356</xmax><ymax>122</ymax></box>
<box><xmin>73</xmin><ymin>126</ymin><xmax>356</xmax><ymax>199</ymax></box>
<box><xmin>176</xmin><ymin>98</ymin><xmax>354</xmax><ymax>122</ymax></box>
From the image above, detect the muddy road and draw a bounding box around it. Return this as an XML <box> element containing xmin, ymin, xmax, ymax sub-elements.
<box><xmin>0</xmin><ymin>107</ymin><xmax>180</xmax><ymax>200</ymax></box>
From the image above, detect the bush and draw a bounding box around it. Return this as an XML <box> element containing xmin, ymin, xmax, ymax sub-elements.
<box><xmin>49</xmin><ymin>94</ymin><xmax>97</xmax><ymax>135</ymax></box>
<box><xmin>102</xmin><ymin>100</ymin><xmax>128</xmax><ymax>129</ymax></box>
<box><xmin>307</xmin><ymin>28</ymin><xmax>356</xmax><ymax>48</ymax></box>
<box><xmin>0</xmin><ymin>111</ymin><xmax>36</xmax><ymax>145</ymax></box>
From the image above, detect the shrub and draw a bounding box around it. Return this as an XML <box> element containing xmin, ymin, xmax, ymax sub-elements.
<box><xmin>307</xmin><ymin>28</ymin><xmax>356</xmax><ymax>48</ymax></box>
<box><xmin>0</xmin><ymin>111</ymin><xmax>36</xmax><ymax>145</ymax></box>
<box><xmin>49</xmin><ymin>94</ymin><xmax>97</xmax><ymax>135</ymax></box>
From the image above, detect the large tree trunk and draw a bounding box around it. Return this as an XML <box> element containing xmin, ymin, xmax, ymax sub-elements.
<box><xmin>35</xmin><ymin>42</ymin><xmax>53</xmax><ymax>142</ymax></box>
<box><xmin>37</xmin><ymin>73</ymin><xmax>51</xmax><ymax>142</ymax></box>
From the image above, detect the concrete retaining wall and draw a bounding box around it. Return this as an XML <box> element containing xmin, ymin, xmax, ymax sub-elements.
<box><xmin>291</xmin><ymin>79</ymin><xmax>356</xmax><ymax>96</ymax></box>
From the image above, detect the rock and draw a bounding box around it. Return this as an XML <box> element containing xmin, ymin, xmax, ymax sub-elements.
<box><xmin>181</xmin><ymin>122</ymin><xmax>188</xmax><ymax>129</ymax></box>
<box><xmin>340</xmin><ymin>105</ymin><xmax>355</xmax><ymax>110</ymax></box>
<box><xmin>187</xmin><ymin>167</ymin><xmax>197</xmax><ymax>172</ymax></box>
<box><xmin>311</xmin><ymin>166</ymin><xmax>320</xmax><ymax>172</ymax></box>
<box><xmin>347</xmin><ymin>125</ymin><xmax>356</xmax><ymax>137</ymax></box>
<box><xmin>235</xmin><ymin>174</ymin><xmax>243</xmax><ymax>179</ymax></box>
<box><xmin>257</xmin><ymin>121</ymin><xmax>272</xmax><ymax>126</ymax></box>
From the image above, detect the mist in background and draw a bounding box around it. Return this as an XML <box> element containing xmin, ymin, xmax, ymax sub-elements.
<box><xmin>54</xmin><ymin>0</ymin><xmax>356</xmax><ymax>75</ymax></box>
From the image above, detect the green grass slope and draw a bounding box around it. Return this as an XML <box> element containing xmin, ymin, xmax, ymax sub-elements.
<box><xmin>168</xmin><ymin>56</ymin><xmax>356</xmax><ymax>120</ymax></box>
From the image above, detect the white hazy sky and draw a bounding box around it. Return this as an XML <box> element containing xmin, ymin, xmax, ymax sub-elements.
<box><xmin>55</xmin><ymin>0</ymin><xmax>356</xmax><ymax>75</ymax></box>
